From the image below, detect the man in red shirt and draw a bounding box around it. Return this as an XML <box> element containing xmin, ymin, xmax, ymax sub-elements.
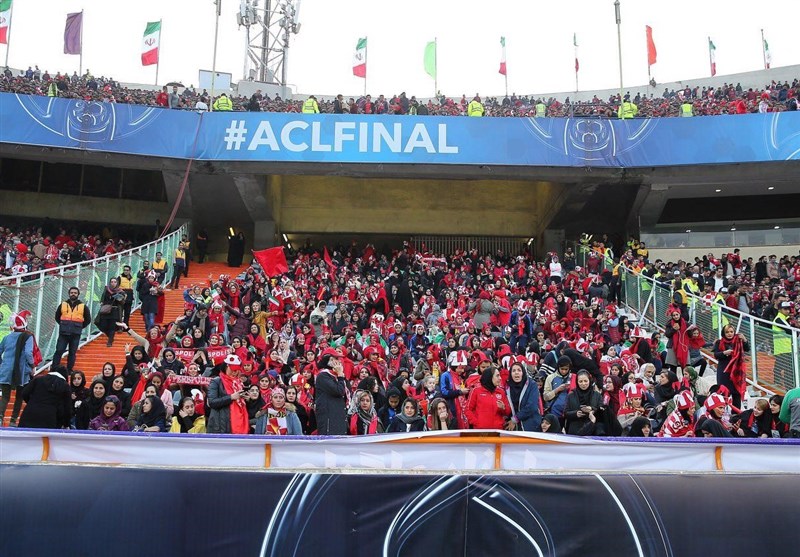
<box><xmin>155</xmin><ymin>86</ymin><xmax>168</xmax><ymax>107</ymax></box>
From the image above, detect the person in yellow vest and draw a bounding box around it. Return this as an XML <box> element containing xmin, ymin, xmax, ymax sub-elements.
<box><xmin>534</xmin><ymin>100</ymin><xmax>547</xmax><ymax>118</ymax></box>
<box><xmin>772</xmin><ymin>302</ymin><xmax>794</xmax><ymax>386</ymax></box>
<box><xmin>212</xmin><ymin>93</ymin><xmax>233</xmax><ymax>111</ymax></box>
<box><xmin>118</xmin><ymin>265</ymin><xmax>135</xmax><ymax>325</ymax></box>
<box><xmin>467</xmin><ymin>95</ymin><xmax>484</xmax><ymax>117</ymax></box>
<box><xmin>181</xmin><ymin>235</ymin><xmax>191</xmax><ymax>278</ymax></box>
<box><xmin>302</xmin><ymin>95</ymin><xmax>320</xmax><ymax>114</ymax></box>
<box><xmin>52</xmin><ymin>287</ymin><xmax>91</xmax><ymax>372</ymax></box>
<box><xmin>47</xmin><ymin>81</ymin><xmax>58</xmax><ymax>98</ymax></box>
<box><xmin>152</xmin><ymin>252</ymin><xmax>169</xmax><ymax>284</ymax></box>
<box><xmin>618</xmin><ymin>100</ymin><xmax>638</xmax><ymax>119</ymax></box>
<box><xmin>169</xmin><ymin>243</ymin><xmax>187</xmax><ymax>289</ymax></box>
<box><xmin>680</xmin><ymin>101</ymin><xmax>694</xmax><ymax>117</ymax></box>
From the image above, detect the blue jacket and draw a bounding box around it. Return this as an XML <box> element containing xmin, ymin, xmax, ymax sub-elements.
<box><xmin>0</xmin><ymin>331</ymin><xmax>35</xmax><ymax>387</ymax></box>
<box><xmin>507</xmin><ymin>377</ymin><xmax>542</xmax><ymax>432</ymax></box>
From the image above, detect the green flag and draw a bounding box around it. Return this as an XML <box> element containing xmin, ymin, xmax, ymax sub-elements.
<box><xmin>423</xmin><ymin>40</ymin><xmax>437</xmax><ymax>79</ymax></box>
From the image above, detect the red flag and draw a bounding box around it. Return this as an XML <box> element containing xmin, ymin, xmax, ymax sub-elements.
<box><xmin>253</xmin><ymin>247</ymin><xmax>288</xmax><ymax>277</ymax></box>
<box><xmin>646</xmin><ymin>25</ymin><xmax>657</xmax><ymax>66</ymax></box>
<box><xmin>323</xmin><ymin>246</ymin><xmax>337</xmax><ymax>275</ymax></box>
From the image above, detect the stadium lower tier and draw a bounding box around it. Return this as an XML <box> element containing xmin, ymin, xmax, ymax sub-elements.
<box><xmin>0</xmin><ymin>461</ymin><xmax>797</xmax><ymax>556</ymax></box>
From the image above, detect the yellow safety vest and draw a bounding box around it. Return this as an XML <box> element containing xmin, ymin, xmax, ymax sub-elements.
<box><xmin>302</xmin><ymin>99</ymin><xmax>319</xmax><ymax>114</ymax></box>
<box><xmin>467</xmin><ymin>100</ymin><xmax>484</xmax><ymax>117</ymax></box>
<box><xmin>60</xmin><ymin>302</ymin><xmax>85</xmax><ymax>324</ymax></box>
<box><xmin>152</xmin><ymin>260</ymin><xmax>167</xmax><ymax>272</ymax></box>
<box><xmin>535</xmin><ymin>103</ymin><xmax>546</xmax><ymax>118</ymax></box>
<box><xmin>213</xmin><ymin>96</ymin><xmax>232</xmax><ymax>111</ymax></box>
<box><xmin>773</xmin><ymin>314</ymin><xmax>791</xmax><ymax>355</ymax></box>
<box><xmin>119</xmin><ymin>276</ymin><xmax>133</xmax><ymax>290</ymax></box>
<box><xmin>618</xmin><ymin>102</ymin><xmax>638</xmax><ymax>119</ymax></box>
<box><xmin>680</xmin><ymin>103</ymin><xmax>693</xmax><ymax>117</ymax></box>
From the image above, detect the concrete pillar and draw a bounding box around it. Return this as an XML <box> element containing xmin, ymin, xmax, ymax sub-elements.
<box><xmin>233</xmin><ymin>175</ymin><xmax>277</xmax><ymax>249</ymax></box>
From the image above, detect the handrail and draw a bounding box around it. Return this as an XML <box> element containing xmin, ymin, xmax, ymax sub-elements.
<box><xmin>572</xmin><ymin>243</ymin><xmax>799</xmax><ymax>393</ymax></box>
<box><xmin>0</xmin><ymin>224</ymin><xmax>188</xmax><ymax>373</ymax></box>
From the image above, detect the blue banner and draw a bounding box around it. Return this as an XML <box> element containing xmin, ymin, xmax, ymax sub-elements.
<box><xmin>2</xmin><ymin>92</ymin><xmax>799</xmax><ymax>167</ymax></box>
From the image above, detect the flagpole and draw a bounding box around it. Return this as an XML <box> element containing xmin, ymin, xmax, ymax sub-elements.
<box><xmin>760</xmin><ymin>28</ymin><xmax>767</xmax><ymax>70</ymax></box>
<box><xmin>363</xmin><ymin>36</ymin><xmax>367</xmax><ymax>96</ymax></box>
<box><xmin>210</xmin><ymin>0</ymin><xmax>221</xmax><ymax>112</ymax></box>
<box><xmin>573</xmin><ymin>34</ymin><xmax>578</xmax><ymax>93</ymax></box>
<box><xmin>3</xmin><ymin>0</ymin><xmax>14</xmax><ymax>68</ymax></box>
<box><xmin>434</xmin><ymin>37</ymin><xmax>437</xmax><ymax>98</ymax></box>
<box><xmin>614</xmin><ymin>1</ymin><xmax>623</xmax><ymax>107</ymax></box>
<box><xmin>155</xmin><ymin>19</ymin><xmax>162</xmax><ymax>86</ymax></box>
<box><xmin>79</xmin><ymin>9</ymin><xmax>84</xmax><ymax>77</ymax></box>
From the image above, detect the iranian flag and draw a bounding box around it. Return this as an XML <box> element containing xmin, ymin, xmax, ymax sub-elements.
<box><xmin>0</xmin><ymin>0</ymin><xmax>12</xmax><ymax>44</ymax></box>
<box><xmin>708</xmin><ymin>37</ymin><xmax>717</xmax><ymax>77</ymax></box>
<box><xmin>498</xmin><ymin>36</ymin><xmax>507</xmax><ymax>75</ymax></box>
<box><xmin>353</xmin><ymin>37</ymin><xmax>367</xmax><ymax>78</ymax></box>
<box><xmin>763</xmin><ymin>37</ymin><xmax>771</xmax><ymax>69</ymax></box>
<box><xmin>141</xmin><ymin>21</ymin><xmax>161</xmax><ymax>66</ymax></box>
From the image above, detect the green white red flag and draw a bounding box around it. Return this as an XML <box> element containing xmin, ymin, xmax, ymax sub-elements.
<box><xmin>141</xmin><ymin>21</ymin><xmax>161</xmax><ymax>66</ymax></box>
<box><xmin>353</xmin><ymin>37</ymin><xmax>367</xmax><ymax>78</ymax></box>
<box><xmin>499</xmin><ymin>36</ymin><xmax>507</xmax><ymax>75</ymax></box>
<box><xmin>0</xmin><ymin>0</ymin><xmax>12</xmax><ymax>44</ymax></box>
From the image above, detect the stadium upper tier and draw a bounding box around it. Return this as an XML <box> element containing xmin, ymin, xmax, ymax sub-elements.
<box><xmin>2</xmin><ymin>64</ymin><xmax>798</xmax><ymax>117</ymax></box>
<box><xmin>1</xmin><ymin>91</ymin><xmax>799</xmax><ymax>169</ymax></box>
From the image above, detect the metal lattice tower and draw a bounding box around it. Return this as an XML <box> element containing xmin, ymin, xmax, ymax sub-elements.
<box><xmin>238</xmin><ymin>0</ymin><xmax>301</xmax><ymax>86</ymax></box>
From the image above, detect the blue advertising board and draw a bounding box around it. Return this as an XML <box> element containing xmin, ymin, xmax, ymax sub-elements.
<box><xmin>2</xmin><ymin>92</ymin><xmax>799</xmax><ymax>167</ymax></box>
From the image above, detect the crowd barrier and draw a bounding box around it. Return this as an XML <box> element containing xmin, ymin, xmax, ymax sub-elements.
<box><xmin>575</xmin><ymin>246</ymin><xmax>800</xmax><ymax>394</ymax></box>
<box><xmin>2</xmin><ymin>92</ymin><xmax>800</xmax><ymax>167</ymax></box>
<box><xmin>0</xmin><ymin>225</ymin><xmax>187</xmax><ymax>372</ymax></box>
<box><xmin>1</xmin><ymin>429</ymin><xmax>798</xmax><ymax>473</ymax></box>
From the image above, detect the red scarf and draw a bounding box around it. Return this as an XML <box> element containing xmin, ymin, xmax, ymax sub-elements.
<box><xmin>219</xmin><ymin>372</ymin><xmax>249</xmax><ymax>434</ymax></box>
<box><xmin>671</xmin><ymin>318</ymin><xmax>689</xmax><ymax>367</ymax></box>
<box><xmin>720</xmin><ymin>336</ymin><xmax>746</xmax><ymax>397</ymax></box>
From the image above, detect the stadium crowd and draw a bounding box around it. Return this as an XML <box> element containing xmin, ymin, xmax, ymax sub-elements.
<box><xmin>0</xmin><ymin>222</ymin><xmax>146</xmax><ymax>280</ymax></box>
<box><xmin>2</xmin><ymin>64</ymin><xmax>798</xmax><ymax>117</ymax></box>
<box><xmin>3</xmin><ymin>234</ymin><xmax>798</xmax><ymax>438</ymax></box>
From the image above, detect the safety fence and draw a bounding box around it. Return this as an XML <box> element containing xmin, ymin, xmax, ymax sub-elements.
<box><xmin>0</xmin><ymin>225</ymin><xmax>187</xmax><ymax>372</ymax></box>
<box><xmin>574</xmin><ymin>245</ymin><xmax>800</xmax><ymax>394</ymax></box>
<box><xmin>412</xmin><ymin>235</ymin><xmax>529</xmax><ymax>258</ymax></box>
<box><xmin>1</xmin><ymin>429</ymin><xmax>798</xmax><ymax>473</ymax></box>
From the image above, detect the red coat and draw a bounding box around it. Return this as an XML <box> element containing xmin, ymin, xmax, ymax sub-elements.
<box><xmin>466</xmin><ymin>385</ymin><xmax>511</xmax><ymax>429</ymax></box>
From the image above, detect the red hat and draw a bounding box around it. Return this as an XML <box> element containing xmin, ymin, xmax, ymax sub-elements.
<box><xmin>224</xmin><ymin>354</ymin><xmax>242</xmax><ymax>370</ymax></box>
<box><xmin>625</xmin><ymin>383</ymin><xmax>648</xmax><ymax>401</ymax></box>
<box><xmin>320</xmin><ymin>347</ymin><xmax>341</xmax><ymax>359</ymax></box>
<box><xmin>10</xmin><ymin>310</ymin><xmax>31</xmax><ymax>330</ymax></box>
<box><xmin>447</xmin><ymin>350</ymin><xmax>468</xmax><ymax>368</ymax></box>
<box><xmin>469</xmin><ymin>350</ymin><xmax>490</xmax><ymax>368</ymax></box>
<box><xmin>363</xmin><ymin>346</ymin><xmax>380</xmax><ymax>359</ymax></box>
<box><xmin>704</xmin><ymin>392</ymin><xmax>727</xmax><ymax>412</ymax></box>
<box><xmin>674</xmin><ymin>390</ymin><xmax>694</xmax><ymax>411</ymax></box>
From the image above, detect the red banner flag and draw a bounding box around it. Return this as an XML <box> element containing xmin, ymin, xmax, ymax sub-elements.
<box><xmin>646</xmin><ymin>25</ymin><xmax>657</xmax><ymax>66</ymax></box>
<box><xmin>253</xmin><ymin>247</ymin><xmax>289</xmax><ymax>277</ymax></box>
<box><xmin>323</xmin><ymin>246</ymin><xmax>337</xmax><ymax>275</ymax></box>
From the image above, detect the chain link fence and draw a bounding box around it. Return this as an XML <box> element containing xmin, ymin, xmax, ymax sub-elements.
<box><xmin>0</xmin><ymin>225</ymin><xmax>187</xmax><ymax>372</ymax></box>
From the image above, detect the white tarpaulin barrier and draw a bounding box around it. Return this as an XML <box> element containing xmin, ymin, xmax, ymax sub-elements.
<box><xmin>1</xmin><ymin>429</ymin><xmax>799</xmax><ymax>473</ymax></box>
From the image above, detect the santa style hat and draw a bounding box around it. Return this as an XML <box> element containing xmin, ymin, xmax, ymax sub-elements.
<box><xmin>224</xmin><ymin>354</ymin><xmax>242</xmax><ymax>370</ymax></box>
<box><xmin>10</xmin><ymin>310</ymin><xmax>31</xmax><ymax>330</ymax></box>
<box><xmin>625</xmin><ymin>382</ymin><xmax>648</xmax><ymax>401</ymax></box>
<box><xmin>630</xmin><ymin>326</ymin><xmax>649</xmax><ymax>338</ymax></box>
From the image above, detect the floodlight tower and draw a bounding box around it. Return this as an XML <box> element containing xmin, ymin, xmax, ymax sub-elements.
<box><xmin>238</xmin><ymin>0</ymin><xmax>302</xmax><ymax>88</ymax></box>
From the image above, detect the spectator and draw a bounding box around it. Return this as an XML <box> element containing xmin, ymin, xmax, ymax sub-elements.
<box><xmin>386</xmin><ymin>397</ymin><xmax>426</xmax><ymax>432</ymax></box>
<box><xmin>132</xmin><ymin>395</ymin><xmax>167</xmax><ymax>432</ymax></box>
<box><xmin>168</xmin><ymin>86</ymin><xmax>181</xmax><ymax>109</ymax></box>
<box><xmin>314</xmin><ymin>348</ymin><xmax>349</xmax><ymax>435</ymax></box>
<box><xmin>0</xmin><ymin>310</ymin><xmax>41</xmax><ymax>426</ymax></box>
<box><xmin>17</xmin><ymin>364</ymin><xmax>69</xmax><ymax>429</ymax></box>
<box><xmin>75</xmin><ymin>378</ymin><xmax>107</xmax><ymax>430</ymax></box>
<box><xmin>207</xmin><ymin>354</ymin><xmax>249</xmax><ymax>434</ymax></box>
<box><xmin>170</xmin><ymin>396</ymin><xmax>206</xmax><ymax>433</ymax></box>
<box><xmin>88</xmin><ymin>395</ymin><xmax>130</xmax><ymax>431</ymax></box>
<box><xmin>255</xmin><ymin>387</ymin><xmax>303</xmax><ymax>435</ymax></box>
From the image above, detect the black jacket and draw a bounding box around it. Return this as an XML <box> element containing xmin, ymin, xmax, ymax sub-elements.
<box><xmin>18</xmin><ymin>373</ymin><xmax>71</xmax><ymax>429</ymax></box>
<box><xmin>314</xmin><ymin>370</ymin><xmax>349</xmax><ymax>435</ymax></box>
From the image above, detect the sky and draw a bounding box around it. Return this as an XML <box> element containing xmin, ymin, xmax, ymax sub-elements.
<box><xmin>2</xmin><ymin>0</ymin><xmax>798</xmax><ymax>97</ymax></box>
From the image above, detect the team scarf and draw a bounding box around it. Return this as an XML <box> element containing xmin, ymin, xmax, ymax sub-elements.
<box><xmin>719</xmin><ymin>336</ymin><xmax>747</xmax><ymax>398</ymax></box>
<box><xmin>265</xmin><ymin>405</ymin><xmax>288</xmax><ymax>435</ymax></box>
<box><xmin>219</xmin><ymin>372</ymin><xmax>249</xmax><ymax>434</ymax></box>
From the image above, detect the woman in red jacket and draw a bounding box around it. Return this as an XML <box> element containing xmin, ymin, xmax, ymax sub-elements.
<box><xmin>466</xmin><ymin>367</ymin><xmax>511</xmax><ymax>429</ymax></box>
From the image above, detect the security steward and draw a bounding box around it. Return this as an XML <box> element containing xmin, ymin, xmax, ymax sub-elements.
<box><xmin>302</xmin><ymin>95</ymin><xmax>320</xmax><ymax>114</ymax></box>
<box><xmin>52</xmin><ymin>287</ymin><xmax>91</xmax><ymax>372</ymax></box>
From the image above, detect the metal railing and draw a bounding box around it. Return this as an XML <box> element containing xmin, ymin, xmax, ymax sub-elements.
<box><xmin>573</xmin><ymin>244</ymin><xmax>800</xmax><ymax>394</ymax></box>
<box><xmin>0</xmin><ymin>225</ymin><xmax>187</xmax><ymax>373</ymax></box>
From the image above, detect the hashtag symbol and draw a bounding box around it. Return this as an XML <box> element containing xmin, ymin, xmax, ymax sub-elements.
<box><xmin>224</xmin><ymin>120</ymin><xmax>248</xmax><ymax>150</ymax></box>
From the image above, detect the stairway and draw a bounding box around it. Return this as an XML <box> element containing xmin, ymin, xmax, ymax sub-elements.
<box><xmin>2</xmin><ymin>261</ymin><xmax>247</xmax><ymax>426</ymax></box>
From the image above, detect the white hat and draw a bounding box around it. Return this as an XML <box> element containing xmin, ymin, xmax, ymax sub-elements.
<box><xmin>674</xmin><ymin>390</ymin><xmax>694</xmax><ymax>410</ymax></box>
<box><xmin>224</xmin><ymin>354</ymin><xmax>242</xmax><ymax>368</ymax></box>
<box><xmin>447</xmin><ymin>350</ymin><xmax>468</xmax><ymax>368</ymax></box>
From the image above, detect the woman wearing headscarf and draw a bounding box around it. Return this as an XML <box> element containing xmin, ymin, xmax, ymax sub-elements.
<box><xmin>17</xmin><ymin>366</ymin><xmax>71</xmax><ymax>429</ymax></box>
<box><xmin>348</xmin><ymin>389</ymin><xmax>382</xmax><ymax>435</ymax></box>
<box><xmin>768</xmin><ymin>395</ymin><xmax>789</xmax><ymax>438</ymax></box>
<box><xmin>74</xmin><ymin>378</ymin><xmax>107</xmax><ymax>430</ymax></box>
<box><xmin>386</xmin><ymin>397</ymin><xmax>427</xmax><ymax>433</ymax></box>
<box><xmin>207</xmin><ymin>354</ymin><xmax>249</xmax><ymax>434</ymax></box>
<box><xmin>627</xmin><ymin>416</ymin><xmax>652</xmax><ymax>437</ymax></box>
<box><xmin>663</xmin><ymin>307</ymin><xmax>689</xmax><ymax>371</ymax></box>
<box><xmin>68</xmin><ymin>370</ymin><xmax>89</xmax><ymax>423</ymax></box>
<box><xmin>169</xmin><ymin>396</ymin><xmax>206</xmax><ymax>433</ymax></box>
<box><xmin>255</xmin><ymin>387</ymin><xmax>303</xmax><ymax>435</ymax></box>
<box><xmin>107</xmin><ymin>375</ymin><xmax>132</xmax><ymax>418</ymax></box>
<box><xmin>653</xmin><ymin>370</ymin><xmax>679</xmax><ymax>423</ymax></box>
<box><xmin>88</xmin><ymin>395</ymin><xmax>129</xmax><ymax>431</ymax></box>
<box><xmin>466</xmin><ymin>367</ymin><xmax>511</xmax><ymax>430</ymax></box>
<box><xmin>505</xmin><ymin>362</ymin><xmax>542</xmax><ymax>432</ymax></box>
<box><xmin>96</xmin><ymin>277</ymin><xmax>126</xmax><ymax>347</ymax></box>
<box><xmin>712</xmin><ymin>324</ymin><xmax>750</xmax><ymax>410</ymax></box>
<box><xmin>540</xmin><ymin>414</ymin><xmax>562</xmax><ymax>434</ymax></box>
<box><xmin>122</xmin><ymin>344</ymin><xmax>151</xmax><ymax>390</ymax></box>
<box><xmin>132</xmin><ymin>395</ymin><xmax>167</xmax><ymax>432</ymax></box>
<box><xmin>564</xmin><ymin>370</ymin><xmax>602</xmax><ymax>435</ymax></box>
